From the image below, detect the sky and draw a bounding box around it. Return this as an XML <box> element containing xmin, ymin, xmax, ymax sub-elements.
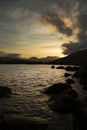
<box><xmin>0</xmin><ymin>0</ymin><xmax>87</xmax><ymax>58</ymax></box>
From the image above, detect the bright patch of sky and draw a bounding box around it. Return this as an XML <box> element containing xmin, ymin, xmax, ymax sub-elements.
<box><xmin>0</xmin><ymin>0</ymin><xmax>86</xmax><ymax>57</ymax></box>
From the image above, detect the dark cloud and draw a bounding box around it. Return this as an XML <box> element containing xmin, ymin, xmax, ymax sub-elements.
<box><xmin>62</xmin><ymin>41</ymin><xmax>87</xmax><ymax>55</ymax></box>
<box><xmin>0</xmin><ymin>0</ymin><xmax>87</xmax><ymax>56</ymax></box>
<box><xmin>42</xmin><ymin>0</ymin><xmax>74</xmax><ymax>14</ymax></box>
<box><xmin>77</xmin><ymin>14</ymin><xmax>87</xmax><ymax>41</ymax></box>
<box><xmin>61</xmin><ymin>0</ymin><xmax>87</xmax><ymax>55</ymax></box>
<box><xmin>0</xmin><ymin>52</ymin><xmax>21</xmax><ymax>58</ymax></box>
<box><xmin>41</xmin><ymin>12</ymin><xmax>72</xmax><ymax>36</ymax></box>
<box><xmin>39</xmin><ymin>0</ymin><xmax>76</xmax><ymax>36</ymax></box>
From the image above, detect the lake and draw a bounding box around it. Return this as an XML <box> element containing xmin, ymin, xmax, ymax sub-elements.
<box><xmin>0</xmin><ymin>64</ymin><xmax>73</xmax><ymax>129</ymax></box>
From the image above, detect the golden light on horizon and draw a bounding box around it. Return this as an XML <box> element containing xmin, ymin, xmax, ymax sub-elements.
<box><xmin>2</xmin><ymin>43</ymin><xmax>65</xmax><ymax>58</ymax></box>
<box><xmin>21</xmin><ymin>48</ymin><xmax>64</xmax><ymax>58</ymax></box>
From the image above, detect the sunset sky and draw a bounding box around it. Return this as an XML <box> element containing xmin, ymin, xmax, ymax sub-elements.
<box><xmin>0</xmin><ymin>0</ymin><xmax>87</xmax><ymax>58</ymax></box>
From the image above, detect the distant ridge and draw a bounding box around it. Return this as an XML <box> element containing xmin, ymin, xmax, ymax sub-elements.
<box><xmin>52</xmin><ymin>49</ymin><xmax>87</xmax><ymax>65</ymax></box>
<box><xmin>0</xmin><ymin>56</ymin><xmax>58</xmax><ymax>64</ymax></box>
<box><xmin>0</xmin><ymin>49</ymin><xmax>87</xmax><ymax>65</ymax></box>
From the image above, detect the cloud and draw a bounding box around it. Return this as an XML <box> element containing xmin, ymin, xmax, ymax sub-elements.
<box><xmin>7</xmin><ymin>7</ymin><xmax>29</xmax><ymax>18</ymax></box>
<box><xmin>77</xmin><ymin>14</ymin><xmax>87</xmax><ymax>42</ymax></box>
<box><xmin>0</xmin><ymin>0</ymin><xmax>87</xmax><ymax>57</ymax></box>
<box><xmin>39</xmin><ymin>0</ymin><xmax>81</xmax><ymax>35</ymax></box>
<box><xmin>61</xmin><ymin>0</ymin><xmax>87</xmax><ymax>55</ymax></box>
<box><xmin>38</xmin><ymin>0</ymin><xmax>77</xmax><ymax>36</ymax></box>
<box><xmin>0</xmin><ymin>52</ymin><xmax>21</xmax><ymax>58</ymax></box>
<box><xmin>62</xmin><ymin>41</ymin><xmax>87</xmax><ymax>55</ymax></box>
<box><xmin>41</xmin><ymin>12</ymin><xmax>72</xmax><ymax>36</ymax></box>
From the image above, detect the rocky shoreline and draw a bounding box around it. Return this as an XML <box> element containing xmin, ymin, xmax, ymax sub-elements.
<box><xmin>46</xmin><ymin>65</ymin><xmax>87</xmax><ymax>130</ymax></box>
<box><xmin>0</xmin><ymin>65</ymin><xmax>87</xmax><ymax>130</ymax></box>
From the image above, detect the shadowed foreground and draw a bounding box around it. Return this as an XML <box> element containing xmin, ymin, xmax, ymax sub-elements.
<box><xmin>0</xmin><ymin>115</ymin><xmax>48</xmax><ymax>130</ymax></box>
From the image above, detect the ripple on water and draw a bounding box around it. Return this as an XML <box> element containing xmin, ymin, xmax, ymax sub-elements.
<box><xmin>0</xmin><ymin>65</ymin><xmax>66</xmax><ymax>120</ymax></box>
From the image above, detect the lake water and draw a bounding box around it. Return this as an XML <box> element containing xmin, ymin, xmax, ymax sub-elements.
<box><xmin>0</xmin><ymin>64</ymin><xmax>73</xmax><ymax>129</ymax></box>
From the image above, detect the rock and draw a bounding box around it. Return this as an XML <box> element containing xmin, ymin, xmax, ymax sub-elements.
<box><xmin>85</xmin><ymin>96</ymin><xmax>87</xmax><ymax>102</ymax></box>
<box><xmin>0</xmin><ymin>86</ymin><xmax>12</xmax><ymax>98</ymax></box>
<box><xmin>56</xmin><ymin>66</ymin><xmax>65</xmax><ymax>69</ymax></box>
<box><xmin>73</xmin><ymin>68</ymin><xmax>87</xmax><ymax>86</ymax></box>
<box><xmin>83</xmin><ymin>85</ymin><xmax>87</xmax><ymax>90</ymax></box>
<box><xmin>73</xmin><ymin>69</ymin><xmax>86</xmax><ymax>78</ymax></box>
<box><xmin>68</xmin><ymin>89</ymin><xmax>78</xmax><ymax>99</ymax></box>
<box><xmin>74</xmin><ymin>108</ymin><xmax>87</xmax><ymax>130</ymax></box>
<box><xmin>44</xmin><ymin>83</ymin><xmax>71</xmax><ymax>95</ymax></box>
<box><xmin>51</xmin><ymin>65</ymin><xmax>55</xmax><ymax>69</ymax></box>
<box><xmin>51</xmin><ymin>98</ymin><xmax>86</xmax><ymax>113</ymax></box>
<box><xmin>79</xmin><ymin>70</ymin><xmax>87</xmax><ymax>85</ymax></box>
<box><xmin>66</xmin><ymin>79</ymin><xmax>75</xmax><ymax>84</ymax></box>
<box><xmin>48</xmin><ymin>88</ymin><xmax>82</xmax><ymax>113</ymax></box>
<box><xmin>64</xmin><ymin>73</ymin><xmax>72</xmax><ymax>77</ymax></box>
<box><xmin>65</xmin><ymin>66</ymin><xmax>80</xmax><ymax>71</ymax></box>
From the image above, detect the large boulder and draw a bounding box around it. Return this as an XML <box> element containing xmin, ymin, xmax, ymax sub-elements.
<box><xmin>51</xmin><ymin>65</ymin><xmax>55</xmax><ymax>69</ymax></box>
<box><xmin>66</xmin><ymin>79</ymin><xmax>75</xmax><ymax>84</ymax></box>
<box><xmin>56</xmin><ymin>66</ymin><xmax>65</xmax><ymax>69</ymax></box>
<box><xmin>61</xmin><ymin>99</ymin><xmax>86</xmax><ymax>113</ymax></box>
<box><xmin>73</xmin><ymin>69</ymin><xmax>86</xmax><ymax>78</ymax></box>
<box><xmin>73</xmin><ymin>68</ymin><xmax>87</xmax><ymax>86</ymax></box>
<box><xmin>65</xmin><ymin>66</ymin><xmax>80</xmax><ymax>71</ymax></box>
<box><xmin>50</xmin><ymin>98</ymin><xmax>86</xmax><ymax>113</ymax></box>
<box><xmin>74</xmin><ymin>108</ymin><xmax>87</xmax><ymax>130</ymax></box>
<box><xmin>47</xmin><ymin>88</ymin><xmax>82</xmax><ymax>113</ymax></box>
<box><xmin>83</xmin><ymin>85</ymin><xmax>87</xmax><ymax>90</ymax></box>
<box><xmin>44</xmin><ymin>83</ymin><xmax>71</xmax><ymax>95</ymax></box>
<box><xmin>67</xmin><ymin>89</ymin><xmax>78</xmax><ymax>99</ymax></box>
<box><xmin>0</xmin><ymin>86</ymin><xmax>12</xmax><ymax>98</ymax></box>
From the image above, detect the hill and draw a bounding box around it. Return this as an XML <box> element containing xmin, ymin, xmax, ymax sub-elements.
<box><xmin>52</xmin><ymin>49</ymin><xmax>87</xmax><ymax>65</ymax></box>
<box><xmin>0</xmin><ymin>56</ymin><xmax>58</xmax><ymax>64</ymax></box>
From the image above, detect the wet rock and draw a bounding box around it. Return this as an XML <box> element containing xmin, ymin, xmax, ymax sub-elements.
<box><xmin>65</xmin><ymin>66</ymin><xmax>80</xmax><ymax>71</ymax></box>
<box><xmin>73</xmin><ymin>68</ymin><xmax>87</xmax><ymax>86</ymax></box>
<box><xmin>48</xmin><ymin>88</ymin><xmax>83</xmax><ymax>114</ymax></box>
<box><xmin>64</xmin><ymin>73</ymin><xmax>72</xmax><ymax>77</ymax></box>
<box><xmin>51</xmin><ymin>98</ymin><xmax>86</xmax><ymax>113</ymax></box>
<box><xmin>51</xmin><ymin>65</ymin><xmax>55</xmax><ymax>69</ymax></box>
<box><xmin>68</xmin><ymin>89</ymin><xmax>78</xmax><ymax>99</ymax></box>
<box><xmin>74</xmin><ymin>108</ymin><xmax>87</xmax><ymax>130</ymax></box>
<box><xmin>66</xmin><ymin>79</ymin><xmax>75</xmax><ymax>84</ymax></box>
<box><xmin>73</xmin><ymin>69</ymin><xmax>86</xmax><ymax>78</ymax></box>
<box><xmin>44</xmin><ymin>83</ymin><xmax>71</xmax><ymax>95</ymax></box>
<box><xmin>84</xmin><ymin>96</ymin><xmax>87</xmax><ymax>102</ymax></box>
<box><xmin>0</xmin><ymin>86</ymin><xmax>12</xmax><ymax>98</ymax></box>
<box><xmin>56</xmin><ymin>66</ymin><xmax>65</xmax><ymax>69</ymax></box>
<box><xmin>83</xmin><ymin>85</ymin><xmax>87</xmax><ymax>90</ymax></box>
